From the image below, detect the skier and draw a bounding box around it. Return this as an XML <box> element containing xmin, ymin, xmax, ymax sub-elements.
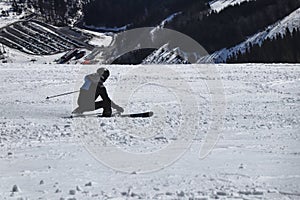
<box><xmin>72</xmin><ymin>67</ymin><xmax>124</xmax><ymax>117</ymax></box>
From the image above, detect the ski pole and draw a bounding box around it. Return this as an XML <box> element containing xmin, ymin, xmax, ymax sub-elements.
<box><xmin>46</xmin><ymin>90</ymin><xmax>79</xmax><ymax>100</ymax></box>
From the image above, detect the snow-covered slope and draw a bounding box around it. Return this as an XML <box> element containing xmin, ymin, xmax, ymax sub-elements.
<box><xmin>0</xmin><ymin>63</ymin><xmax>299</xmax><ymax>199</ymax></box>
<box><xmin>143</xmin><ymin>44</ymin><xmax>188</xmax><ymax>64</ymax></box>
<box><xmin>74</xmin><ymin>28</ymin><xmax>113</xmax><ymax>47</ymax></box>
<box><xmin>0</xmin><ymin>1</ymin><xmax>25</xmax><ymax>29</ymax></box>
<box><xmin>159</xmin><ymin>12</ymin><xmax>182</xmax><ymax>28</ymax></box>
<box><xmin>200</xmin><ymin>8</ymin><xmax>300</xmax><ymax>63</ymax></box>
<box><xmin>0</xmin><ymin>22</ymin><xmax>113</xmax><ymax>64</ymax></box>
<box><xmin>82</xmin><ymin>23</ymin><xmax>130</xmax><ymax>32</ymax></box>
<box><xmin>209</xmin><ymin>0</ymin><xmax>252</xmax><ymax>13</ymax></box>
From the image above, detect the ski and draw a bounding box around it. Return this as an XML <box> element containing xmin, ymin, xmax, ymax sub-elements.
<box><xmin>63</xmin><ymin>112</ymin><xmax>102</xmax><ymax>119</ymax></box>
<box><xmin>121</xmin><ymin>111</ymin><xmax>153</xmax><ymax>118</ymax></box>
<box><xmin>64</xmin><ymin>111</ymin><xmax>153</xmax><ymax>119</ymax></box>
<box><xmin>99</xmin><ymin>111</ymin><xmax>154</xmax><ymax>118</ymax></box>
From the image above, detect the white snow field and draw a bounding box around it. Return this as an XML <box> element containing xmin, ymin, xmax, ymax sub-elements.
<box><xmin>0</xmin><ymin>63</ymin><xmax>299</xmax><ymax>199</ymax></box>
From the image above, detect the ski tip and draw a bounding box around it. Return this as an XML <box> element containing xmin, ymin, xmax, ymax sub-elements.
<box><xmin>149</xmin><ymin>111</ymin><xmax>154</xmax><ymax>117</ymax></box>
<box><xmin>61</xmin><ymin>115</ymin><xmax>73</xmax><ymax>119</ymax></box>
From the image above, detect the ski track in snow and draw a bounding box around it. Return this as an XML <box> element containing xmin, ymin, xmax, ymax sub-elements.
<box><xmin>0</xmin><ymin>63</ymin><xmax>300</xmax><ymax>199</ymax></box>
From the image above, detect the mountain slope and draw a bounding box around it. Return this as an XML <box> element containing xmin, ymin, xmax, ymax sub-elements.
<box><xmin>209</xmin><ymin>0</ymin><xmax>252</xmax><ymax>12</ymax></box>
<box><xmin>167</xmin><ymin>0</ymin><xmax>300</xmax><ymax>53</ymax></box>
<box><xmin>199</xmin><ymin>8</ymin><xmax>300</xmax><ymax>63</ymax></box>
<box><xmin>142</xmin><ymin>44</ymin><xmax>189</xmax><ymax>64</ymax></box>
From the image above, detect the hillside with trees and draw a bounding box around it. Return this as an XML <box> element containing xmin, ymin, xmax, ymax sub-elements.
<box><xmin>166</xmin><ymin>0</ymin><xmax>300</xmax><ymax>53</ymax></box>
<box><xmin>21</xmin><ymin>0</ymin><xmax>85</xmax><ymax>26</ymax></box>
<box><xmin>82</xmin><ymin>0</ymin><xmax>210</xmax><ymax>29</ymax></box>
<box><xmin>227</xmin><ymin>28</ymin><xmax>300</xmax><ymax>63</ymax></box>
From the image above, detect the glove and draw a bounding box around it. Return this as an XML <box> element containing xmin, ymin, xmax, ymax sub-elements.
<box><xmin>116</xmin><ymin>106</ymin><xmax>124</xmax><ymax>113</ymax></box>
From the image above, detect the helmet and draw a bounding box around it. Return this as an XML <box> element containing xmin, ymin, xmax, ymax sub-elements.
<box><xmin>97</xmin><ymin>67</ymin><xmax>110</xmax><ymax>82</ymax></box>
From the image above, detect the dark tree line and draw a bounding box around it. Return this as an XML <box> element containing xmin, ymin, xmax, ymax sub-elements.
<box><xmin>11</xmin><ymin>0</ymin><xmax>25</xmax><ymax>14</ymax></box>
<box><xmin>227</xmin><ymin>28</ymin><xmax>300</xmax><ymax>63</ymax></box>
<box><xmin>166</xmin><ymin>0</ymin><xmax>300</xmax><ymax>53</ymax></box>
<box><xmin>111</xmin><ymin>49</ymin><xmax>156</xmax><ymax>65</ymax></box>
<box><xmin>25</xmin><ymin>0</ymin><xmax>85</xmax><ymax>26</ymax></box>
<box><xmin>82</xmin><ymin>0</ymin><xmax>210</xmax><ymax>28</ymax></box>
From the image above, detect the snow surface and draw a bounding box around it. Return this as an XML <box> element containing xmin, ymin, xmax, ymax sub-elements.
<box><xmin>0</xmin><ymin>1</ymin><xmax>25</xmax><ymax>29</ymax></box>
<box><xmin>2</xmin><ymin>46</ymin><xmax>65</xmax><ymax>64</ymax></box>
<box><xmin>200</xmin><ymin>8</ymin><xmax>300</xmax><ymax>63</ymax></box>
<box><xmin>209</xmin><ymin>0</ymin><xmax>253</xmax><ymax>13</ymax></box>
<box><xmin>159</xmin><ymin>12</ymin><xmax>182</xmax><ymax>28</ymax></box>
<box><xmin>88</xmin><ymin>35</ymin><xmax>112</xmax><ymax>47</ymax></box>
<box><xmin>143</xmin><ymin>44</ymin><xmax>188</xmax><ymax>64</ymax></box>
<box><xmin>83</xmin><ymin>23</ymin><xmax>130</xmax><ymax>32</ymax></box>
<box><xmin>0</xmin><ymin>63</ymin><xmax>299</xmax><ymax>199</ymax></box>
<box><xmin>74</xmin><ymin>28</ymin><xmax>113</xmax><ymax>47</ymax></box>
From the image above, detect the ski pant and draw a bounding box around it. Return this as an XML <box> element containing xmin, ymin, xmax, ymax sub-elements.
<box><xmin>78</xmin><ymin>86</ymin><xmax>112</xmax><ymax>116</ymax></box>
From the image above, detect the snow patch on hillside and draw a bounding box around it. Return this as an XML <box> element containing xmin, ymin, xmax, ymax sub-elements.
<box><xmin>88</xmin><ymin>36</ymin><xmax>112</xmax><ymax>47</ymax></box>
<box><xmin>200</xmin><ymin>8</ymin><xmax>300</xmax><ymax>63</ymax></box>
<box><xmin>74</xmin><ymin>28</ymin><xmax>113</xmax><ymax>47</ymax></box>
<box><xmin>209</xmin><ymin>0</ymin><xmax>252</xmax><ymax>12</ymax></box>
<box><xmin>0</xmin><ymin>2</ymin><xmax>25</xmax><ymax>29</ymax></box>
<box><xmin>83</xmin><ymin>23</ymin><xmax>130</xmax><ymax>32</ymax></box>
<box><xmin>268</xmin><ymin>8</ymin><xmax>300</xmax><ymax>39</ymax></box>
<box><xmin>159</xmin><ymin>12</ymin><xmax>182</xmax><ymax>28</ymax></box>
<box><xmin>143</xmin><ymin>44</ymin><xmax>188</xmax><ymax>64</ymax></box>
